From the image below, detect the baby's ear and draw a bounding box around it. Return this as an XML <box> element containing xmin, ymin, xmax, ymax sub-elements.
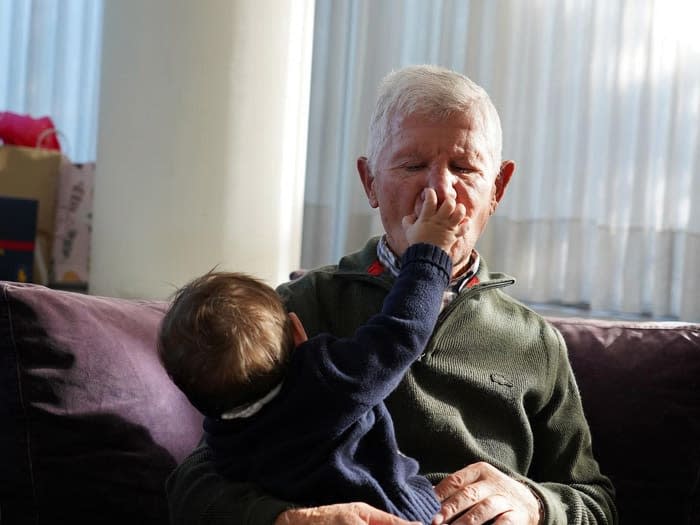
<box><xmin>289</xmin><ymin>312</ymin><xmax>308</xmax><ymax>346</ymax></box>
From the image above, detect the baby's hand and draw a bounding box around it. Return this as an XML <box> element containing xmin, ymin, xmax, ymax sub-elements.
<box><xmin>402</xmin><ymin>188</ymin><xmax>467</xmax><ymax>254</ymax></box>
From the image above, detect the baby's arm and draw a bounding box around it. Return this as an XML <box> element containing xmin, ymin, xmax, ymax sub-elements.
<box><xmin>302</xmin><ymin>190</ymin><xmax>461</xmax><ymax>413</ymax></box>
<box><xmin>305</xmin><ymin>243</ymin><xmax>451</xmax><ymax>414</ymax></box>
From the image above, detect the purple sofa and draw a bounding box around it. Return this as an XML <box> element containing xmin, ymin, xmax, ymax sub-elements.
<box><xmin>1</xmin><ymin>280</ymin><xmax>698</xmax><ymax>524</ymax></box>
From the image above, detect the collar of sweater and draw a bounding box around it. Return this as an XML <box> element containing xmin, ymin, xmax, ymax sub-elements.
<box><xmin>375</xmin><ymin>235</ymin><xmax>479</xmax><ymax>292</ymax></box>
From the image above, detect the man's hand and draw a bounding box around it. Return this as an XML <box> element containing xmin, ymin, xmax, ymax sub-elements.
<box><xmin>432</xmin><ymin>462</ymin><xmax>542</xmax><ymax>525</ymax></box>
<box><xmin>275</xmin><ymin>502</ymin><xmax>421</xmax><ymax>525</ymax></box>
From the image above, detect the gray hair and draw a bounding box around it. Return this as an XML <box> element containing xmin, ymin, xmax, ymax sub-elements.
<box><xmin>366</xmin><ymin>65</ymin><xmax>503</xmax><ymax>171</ymax></box>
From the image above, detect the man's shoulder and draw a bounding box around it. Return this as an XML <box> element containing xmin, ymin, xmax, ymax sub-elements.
<box><xmin>283</xmin><ymin>237</ymin><xmax>380</xmax><ymax>279</ymax></box>
<box><xmin>473</xmin><ymin>257</ymin><xmax>558</xmax><ymax>336</ymax></box>
<box><xmin>461</xmin><ymin>263</ymin><xmax>562</xmax><ymax>350</ymax></box>
<box><xmin>494</xmin><ymin>288</ymin><xmax>559</xmax><ymax>329</ymax></box>
<box><xmin>278</xmin><ymin>237</ymin><xmax>384</xmax><ymax>294</ymax></box>
<box><xmin>337</xmin><ymin>236</ymin><xmax>382</xmax><ymax>273</ymax></box>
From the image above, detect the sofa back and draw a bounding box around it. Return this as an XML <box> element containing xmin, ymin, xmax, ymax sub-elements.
<box><xmin>1</xmin><ymin>281</ymin><xmax>698</xmax><ymax>524</ymax></box>
<box><xmin>0</xmin><ymin>281</ymin><xmax>203</xmax><ymax>524</ymax></box>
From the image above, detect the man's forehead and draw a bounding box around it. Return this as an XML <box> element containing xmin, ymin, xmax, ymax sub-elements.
<box><xmin>388</xmin><ymin>113</ymin><xmax>489</xmax><ymax>150</ymax></box>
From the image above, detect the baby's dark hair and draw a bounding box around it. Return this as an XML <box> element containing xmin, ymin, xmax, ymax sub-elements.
<box><xmin>158</xmin><ymin>271</ymin><xmax>294</xmax><ymax>418</ymax></box>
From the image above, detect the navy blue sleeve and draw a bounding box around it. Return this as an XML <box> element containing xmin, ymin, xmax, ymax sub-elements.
<box><xmin>304</xmin><ymin>243</ymin><xmax>452</xmax><ymax>409</ymax></box>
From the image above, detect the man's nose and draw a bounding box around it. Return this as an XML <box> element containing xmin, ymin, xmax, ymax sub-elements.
<box><xmin>427</xmin><ymin>167</ymin><xmax>457</xmax><ymax>203</ymax></box>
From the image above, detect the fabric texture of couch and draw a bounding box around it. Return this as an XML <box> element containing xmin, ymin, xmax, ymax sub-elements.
<box><xmin>0</xmin><ymin>280</ymin><xmax>698</xmax><ymax>524</ymax></box>
<box><xmin>0</xmin><ymin>281</ymin><xmax>203</xmax><ymax>524</ymax></box>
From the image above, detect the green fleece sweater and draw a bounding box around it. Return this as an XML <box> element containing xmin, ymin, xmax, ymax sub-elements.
<box><xmin>166</xmin><ymin>237</ymin><xmax>617</xmax><ymax>525</ymax></box>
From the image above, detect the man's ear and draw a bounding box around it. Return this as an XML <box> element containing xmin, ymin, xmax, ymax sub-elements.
<box><xmin>288</xmin><ymin>312</ymin><xmax>308</xmax><ymax>346</ymax></box>
<box><xmin>491</xmin><ymin>160</ymin><xmax>516</xmax><ymax>213</ymax></box>
<box><xmin>357</xmin><ymin>156</ymin><xmax>379</xmax><ymax>208</ymax></box>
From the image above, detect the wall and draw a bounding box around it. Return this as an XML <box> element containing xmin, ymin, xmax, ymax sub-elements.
<box><xmin>90</xmin><ymin>0</ymin><xmax>314</xmax><ymax>299</ymax></box>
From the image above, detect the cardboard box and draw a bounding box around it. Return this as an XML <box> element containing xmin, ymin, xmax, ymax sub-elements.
<box><xmin>0</xmin><ymin>196</ymin><xmax>38</xmax><ymax>282</ymax></box>
<box><xmin>0</xmin><ymin>145</ymin><xmax>61</xmax><ymax>283</ymax></box>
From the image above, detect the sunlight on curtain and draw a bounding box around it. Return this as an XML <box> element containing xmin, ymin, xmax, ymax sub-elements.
<box><xmin>303</xmin><ymin>0</ymin><xmax>700</xmax><ymax>321</ymax></box>
<box><xmin>0</xmin><ymin>0</ymin><xmax>103</xmax><ymax>162</ymax></box>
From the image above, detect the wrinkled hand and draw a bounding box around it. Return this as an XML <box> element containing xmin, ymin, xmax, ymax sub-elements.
<box><xmin>432</xmin><ymin>462</ymin><xmax>541</xmax><ymax>525</ymax></box>
<box><xmin>275</xmin><ymin>502</ymin><xmax>420</xmax><ymax>525</ymax></box>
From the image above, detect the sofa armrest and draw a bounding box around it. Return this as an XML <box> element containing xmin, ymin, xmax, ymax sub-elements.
<box><xmin>549</xmin><ymin>316</ymin><xmax>700</xmax><ymax>524</ymax></box>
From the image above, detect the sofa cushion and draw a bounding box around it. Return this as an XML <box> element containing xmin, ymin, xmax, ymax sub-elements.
<box><xmin>0</xmin><ymin>281</ymin><xmax>203</xmax><ymax>524</ymax></box>
<box><xmin>550</xmin><ymin>317</ymin><xmax>700</xmax><ymax>525</ymax></box>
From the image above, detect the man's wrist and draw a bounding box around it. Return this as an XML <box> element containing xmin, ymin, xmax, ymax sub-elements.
<box><xmin>518</xmin><ymin>480</ymin><xmax>545</xmax><ymax>525</ymax></box>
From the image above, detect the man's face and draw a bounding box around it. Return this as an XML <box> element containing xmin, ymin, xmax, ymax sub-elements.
<box><xmin>358</xmin><ymin>110</ymin><xmax>514</xmax><ymax>277</ymax></box>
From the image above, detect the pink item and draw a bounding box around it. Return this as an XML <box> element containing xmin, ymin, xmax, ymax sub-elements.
<box><xmin>0</xmin><ymin>111</ymin><xmax>62</xmax><ymax>151</ymax></box>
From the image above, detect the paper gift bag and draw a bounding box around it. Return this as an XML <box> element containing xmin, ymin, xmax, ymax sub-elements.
<box><xmin>51</xmin><ymin>159</ymin><xmax>95</xmax><ymax>286</ymax></box>
<box><xmin>0</xmin><ymin>145</ymin><xmax>61</xmax><ymax>284</ymax></box>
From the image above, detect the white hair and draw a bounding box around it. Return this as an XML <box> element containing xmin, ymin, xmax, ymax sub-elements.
<box><xmin>366</xmin><ymin>65</ymin><xmax>503</xmax><ymax>171</ymax></box>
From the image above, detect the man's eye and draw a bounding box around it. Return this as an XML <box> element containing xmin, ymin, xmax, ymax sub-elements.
<box><xmin>405</xmin><ymin>164</ymin><xmax>424</xmax><ymax>172</ymax></box>
<box><xmin>453</xmin><ymin>166</ymin><xmax>471</xmax><ymax>174</ymax></box>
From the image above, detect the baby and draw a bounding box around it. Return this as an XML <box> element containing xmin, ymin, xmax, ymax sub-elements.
<box><xmin>158</xmin><ymin>188</ymin><xmax>466</xmax><ymax>524</ymax></box>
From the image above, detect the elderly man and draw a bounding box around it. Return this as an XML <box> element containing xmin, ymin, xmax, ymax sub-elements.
<box><xmin>166</xmin><ymin>65</ymin><xmax>617</xmax><ymax>525</ymax></box>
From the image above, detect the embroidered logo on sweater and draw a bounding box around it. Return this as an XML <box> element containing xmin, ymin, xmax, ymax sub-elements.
<box><xmin>490</xmin><ymin>373</ymin><xmax>513</xmax><ymax>387</ymax></box>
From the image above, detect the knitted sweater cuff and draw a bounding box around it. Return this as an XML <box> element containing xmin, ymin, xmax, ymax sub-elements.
<box><xmin>401</xmin><ymin>243</ymin><xmax>452</xmax><ymax>282</ymax></box>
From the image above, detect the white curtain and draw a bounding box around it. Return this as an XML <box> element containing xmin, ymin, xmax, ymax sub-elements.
<box><xmin>303</xmin><ymin>0</ymin><xmax>700</xmax><ymax>322</ymax></box>
<box><xmin>0</xmin><ymin>0</ymin><xmax>103</xmax><ymax>162</ymax></box>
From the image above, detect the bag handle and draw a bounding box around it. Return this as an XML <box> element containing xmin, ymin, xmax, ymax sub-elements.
<box><xmin>35</xmin><ymin>127</ymin><xmax>67</xmax><ymax>152</ymax></box>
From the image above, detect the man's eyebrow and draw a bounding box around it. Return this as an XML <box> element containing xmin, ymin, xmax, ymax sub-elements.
<box><xmin>388</xmin><ymin>151</ymin><xmax>423</xmax><ymax>163</ymax></box>
<box><xmin>460</xmin><ymin>149</ymin><xmax>488</xmax><ymax>166</ymax></box>
<box><xmin>389</xmin><ymin>146</ymin><xmax>422</xmax><ymax>157</ymax></box>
